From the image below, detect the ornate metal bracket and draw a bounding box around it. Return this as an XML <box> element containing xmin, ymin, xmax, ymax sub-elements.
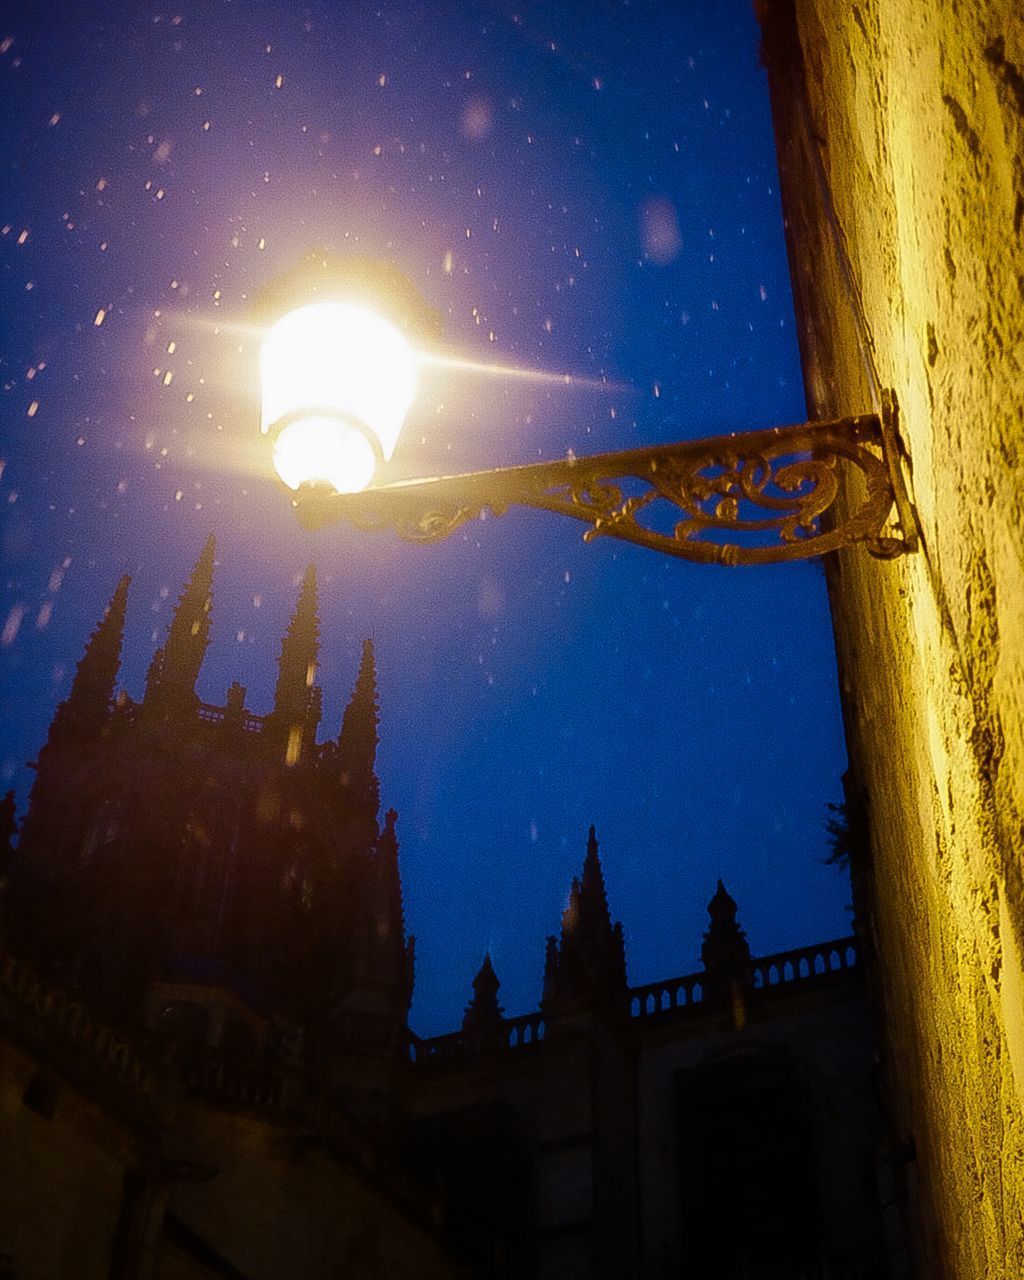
<box><xmin>295</xmin><ymin>403</ymin><xmax>917</xmax><ymax>566</ymax></box>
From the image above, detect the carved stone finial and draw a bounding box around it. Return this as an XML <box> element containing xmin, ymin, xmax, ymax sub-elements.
<box><xmin>463</xmin><ymin>953</ymin><xmax>504</xmax><ymax>1031</ymax></box>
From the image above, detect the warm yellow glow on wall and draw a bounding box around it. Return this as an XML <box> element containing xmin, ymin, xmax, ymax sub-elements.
<box><xmin>284</xmin><ymin>724</ymin><xmax>303</xmax><ymax>767</ymax></box>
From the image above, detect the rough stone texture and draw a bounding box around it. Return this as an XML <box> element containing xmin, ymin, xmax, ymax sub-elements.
<box><xmin>760</xmin><ymin>3</ymin><xmax>1024</xmax><ymax>1276</ymax></box>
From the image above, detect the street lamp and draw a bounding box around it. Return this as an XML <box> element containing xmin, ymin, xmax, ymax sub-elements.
<box><xmin>261</xmin><ymin>302</ymin><xmax>419</xmax><ymax>496</ymax></box>
<box><xmin>260</xmin><ymin>269</ymin><xmax>917</xmax><ymax>567</ymax></box>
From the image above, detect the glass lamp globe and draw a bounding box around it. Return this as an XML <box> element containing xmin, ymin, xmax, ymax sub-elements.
<box><xmin>260</xmin><ymin>301</ymin><xmax>418</xmax><ymax>494</ymax></box>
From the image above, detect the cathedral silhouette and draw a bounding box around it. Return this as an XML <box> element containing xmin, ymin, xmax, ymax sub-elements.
<box><xmin>0</xmin><ymin>540</ymin><xmax>902</xmax><ymax>1278</ymax></box>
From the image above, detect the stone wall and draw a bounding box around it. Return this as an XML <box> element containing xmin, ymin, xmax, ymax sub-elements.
<box><xmin>759</xmin><ymin>3</ymin><xmax>1024</xmax><ymax>1275</ymax></box>
<box><xmin>0</xmin><ymin>1038</ymin><xmax>131</xmax><ymax>1279</ymax></box>
<box><xmin>410</xmin><ymin>960</ymin><xmax>887</xmax><ymax>1278</ymax></box>
<box><xmin>0</xmin><ymin>948</ymin><xmax>457</xmax><ymax>1280</ymax></box>
<box><xmin>163</xmin><ymin>1105</ymin><xmax>454</xmax><ymax>1280</ymax></box>
<box><xmin>635</xmin><ymin>986</ymin><xmax>886</xmax><ymax>1276</ymax></box>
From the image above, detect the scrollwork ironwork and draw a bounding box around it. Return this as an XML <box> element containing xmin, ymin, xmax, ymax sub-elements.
<box><xmin>295</xmin><ymin>410</ymin><xmax>916</xmax><ymax>565</ymax></box>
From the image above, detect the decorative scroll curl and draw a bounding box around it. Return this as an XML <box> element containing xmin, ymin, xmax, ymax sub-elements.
<box><xmin>296</xmin><ymin>412</ymin><xmax>915</xmax><ymax>565</ymax></box>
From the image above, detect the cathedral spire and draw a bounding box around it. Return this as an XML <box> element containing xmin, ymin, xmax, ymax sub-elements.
<box><xmin>564</xmin><ymin>826</ymin><xmax>620</xmax><ymax>953</ymax></box>
<box><xmin>337</xmin><ymin>808</ymin><xmax>414</xmax><ymax>1032</ymax></box>
<box><xmin>546</xmin><ymin>827</ymin><xmax>627</xmax><ymax>1010</ymax></box>
<box><xmin>53</xmin><ymin>574</ymin><xmax>130</xmax><ymax>734</ymax></box>
<box><xmin>375</xmin><ymin>807</ymin><xmax>407</xmax><ymax>951</ymax></box>
<box><xmin>701</xmin><ymin>880</ymin><xmax>751</xmax><ymax>1008</ymax></box>
<box><xmin>337</xmin><ymin>639</ymin><xmax>381</xmax><ymax>819</ymax></box>
<box><xmin>580</xmin><ymin>824</ymin><xmax>613</xmax><ymax>928</ymax></box>
<box><xmin>148</xmin><ymin>535</ymin><xmax>215</xmax><ymax>710</ymax></box>
<box><xmin>463</xmin><ymin>952</ymin><xmax>504</xmax><ymax>1031</ymax></box>
<box><xmin>265</xmin><ymin>565</ymin><xmax>321</xmax><ymax>762</ymax></box>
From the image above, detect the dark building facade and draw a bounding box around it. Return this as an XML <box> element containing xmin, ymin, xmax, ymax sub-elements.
<box><xmin>0</xmin><ymin>543</ymin><xmax>902</xmax><ymax>1279</ymax></box>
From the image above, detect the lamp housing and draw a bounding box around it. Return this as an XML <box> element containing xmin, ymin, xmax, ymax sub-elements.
<box><xmin>260</xmin><ymin>301</ymin><xmax>419</xmax><ymax>495</ymax></box>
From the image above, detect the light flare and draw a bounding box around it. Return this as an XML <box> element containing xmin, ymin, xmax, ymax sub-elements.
<box><xmin>421</xmin><ymin>351</ymin><xmax>625</xmax><ymax>392</ymax></box>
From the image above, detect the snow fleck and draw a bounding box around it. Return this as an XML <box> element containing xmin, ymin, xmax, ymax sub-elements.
<box><xmin>640</xmin><ymin>197</ymin><xmax>682</xmax><ymax>265</ymax></box>
<box><xmin>27</xmin><ymin>400</ymin><xmax>39</xmax><ymax>418</ymax></box>
<box><xmin>1</xmin><ymin>605</ymin><xmax>25</xmax><ymax>648</ymax></box>
<box><xmin>461</xmin><ymin>96</ymin><xmax>493</xmax><ymax>140</ymax></box>
<box><xmin>94</xmin><ymin>308</ymin><xmax>107</xmax><ymax>327</ymax></box>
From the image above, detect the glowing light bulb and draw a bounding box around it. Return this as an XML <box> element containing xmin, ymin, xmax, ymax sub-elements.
<box><xmin>260</xmin><ymin>301</ymin><xmax>418</xmax><ymax>493</ymax></box>
<box><xmin>272</xmin><ymin>416</ymin><xmax>378</xmax><ymax>495</ymax></box>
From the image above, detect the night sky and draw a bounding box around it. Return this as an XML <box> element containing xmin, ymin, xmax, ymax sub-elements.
<box><xmin>0</xmin><ymin>1</ymin><xmax>850</xmax><ymax>1035</ymax></box>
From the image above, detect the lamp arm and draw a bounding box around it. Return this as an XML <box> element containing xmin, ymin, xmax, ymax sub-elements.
<box><xmin>294</xmin><ymin>408</ymin><xmax>917</xmax><ymax>566</ymax></box>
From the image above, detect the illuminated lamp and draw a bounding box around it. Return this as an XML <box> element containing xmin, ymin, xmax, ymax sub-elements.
<box><xmin>260</xmin><ymin>301</ymin><xmax>418</xmax><ymax>495</ymax></box>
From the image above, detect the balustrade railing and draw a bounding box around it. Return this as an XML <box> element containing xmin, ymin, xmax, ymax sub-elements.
<box><xmin>196</xmin><ymin>701</ymin><xmax>265</xmax><ymax>733</ymax></box>
<box><xmin>109</xmin><ymin>695</ymin><xmax>265</xmax><ymax>733</ymax></box>
<box><xmin>181</xmin><ymin>1051</ymin><xmax>437</xmax><ymax>1220</ymax></box>
<box><xmin>631</xmin><ymin>936</ymin><xmax>859</xmax><ymax>1022</ymax></box>
<box><xmin>630</xmin><ymin>973</ymin><xmax>704</xmax><ymax>1019</ymax></box>
<box><xmin>183</xmin><ymin>1055</ymin><xmax>285</xmax><ymax>1108</ymax></box>
<box><xmin>750</xmin><ymin>938</ymin><xmax>858</xmax><ymax>992</ymax></box>
<box><xmin>409</xmin><ymin>1010</ymin><xmax>547</xmax><ymax>1067</ymax></box>
<box><xmin>411</xmin><ymin>936</ymin><xmax>860</xmax><ymax>1064</ymax></box>
<box><xmin>0</xmin><ymin>951</ymin><xmax>155</xmax><ymax>1102</ymax></box>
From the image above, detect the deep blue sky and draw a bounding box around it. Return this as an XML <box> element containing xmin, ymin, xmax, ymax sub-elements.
<box><xmin>0</xmin><ymin>1</ymin><xmax>849</xmax><ymax>1035</ymax></box>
